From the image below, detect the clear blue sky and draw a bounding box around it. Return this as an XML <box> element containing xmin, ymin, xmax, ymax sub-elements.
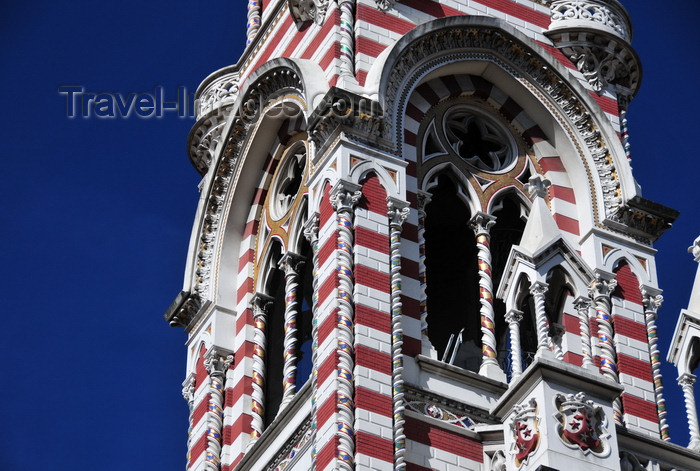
<box><xmin>0</xmin><ymin>1</ymin><xmax>697</xmax><ymax>470</ymax></box>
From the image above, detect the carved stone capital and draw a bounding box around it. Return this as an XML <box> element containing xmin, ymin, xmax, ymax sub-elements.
<box><xmin>505</xmin><ymin>309</ymin><xmax>523</xmax><ymax>325</ymax></box>
<box><xmin>679</xmin><ymin>373</ymin><xmax>697</xmax><ymax>388</ymax></box>
<box><xmin>641</xmin><ymin>289</ymin><xmax>663</xmax><ymax>315</ymax></box>
<box><xmin>182</xmin><ymin>374</ymin><xmax>196</xmax><ymax>403</ymax></box>
<box><xmin>530</xmin><ymin>281</ymin><xmax>549</xmax><ymax>298</ymax></box>
<box><xmin>468</xmin><ymin>211</ymin><xmax>496</xmax><ymax>236</ymax></box>
<box><xmin>250</xmin><ymin>292</ymin><xmax>274</xmax><ymax>317</ymax></box>
<box><xmin>279</xmin><ymin>252</ymin><xmax>306</xmax><ymax>275</ymax></box>
<box><xmin>589</xmin><ymin>273</ymin><xmax>617</xmax><ymax>300</ymax></box>
<box><xmin>417</xmin><ymin>191</ymin><xmax>432</xmax><ymax>215</ymax></box>
<box><xmin>204</xmin><ymin>349</ymin><xmax>234</xmax><ymax>377</ymax></box>
<box><xmin>573</xmin><ymin>296</ymin><xmax>592</xmax><ymax>314</ymax></box>
<box><xmin>302</xmin><ymin>214</ymin><xmax>320</xmax><ymax>243</ymax></box>
<box><xmin>387</xmin><ymin>198</ymin><xmax>410</xmax><ymax>230</ymax></box>
<box><xmin>330</xmin><ymin>180</ymin><xmax>362</xmax><ymax>213</ymax></box>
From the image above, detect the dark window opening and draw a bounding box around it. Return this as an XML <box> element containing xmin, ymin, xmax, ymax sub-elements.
<box><xmin>517</xmin><ymin>280</ymin><xmax>538</xmax><ymax>372</ymax></box>
<box><xmin>264</xmin><ymin>244</ymin><xmax>284</xmax><ymax>427</ymax></box>
<box><xmin>296</xmin><ymin>237</ymin><xmax>314</xmax><ymax>391</ymax></box>
<box><xmin>424</xmin><ymin>174</ymin><xmax>481</xmax><ymax>371</ymax></box>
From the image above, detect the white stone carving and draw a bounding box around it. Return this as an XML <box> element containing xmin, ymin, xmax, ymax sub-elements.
<box><xmin>678</xmin><ymin>373</ymin><xmax>700</xmax><ymax>451</ymax></box>
<box><xmin>375</xmin><ymin>0</ymin><xmax>395</xmax><ymax>12</ymax></box>
<box><xmin>288</xmin><ymin>0</ymin><xmax>328</xmax><ymax>25</ymax></box>
<box><xmin>549</xmin><ymin>1</ymin><xmax>631</xmax><ymax>41</ymax></box>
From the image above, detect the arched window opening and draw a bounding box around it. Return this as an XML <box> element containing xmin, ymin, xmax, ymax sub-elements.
<box><xmin>424</xmin><ymin>174</ymin><xmax>481</xmax><ymax>371</ymax></box>
<box><xmin>490</xmin><ymin>196</ymin><xmax>526</xmax><ymax>370</ymax></box>
<box><xmin>545</xmin><ymin>267</ymin><xmax>573</xmax><ymax>360</ymax></box>
<box><xmin>263</xmin><ymin>242</ymin><xmax>285</xmax><ymax>427</ymax></box>
<box><xmin>296</xmin><ymin>236</ymin><xmax>314</xmax><ymax>391</ymax></box>
<box><xmin>516</xmin><ymin>279</ymin><xmax>538</xmax><ymax>372</ymax></box>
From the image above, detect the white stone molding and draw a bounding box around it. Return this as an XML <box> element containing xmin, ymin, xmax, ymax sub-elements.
<box><xmin>574</xmin><ymin>296</ymin><xmax>595</xmax><ymax>369</ymax></box>
<box><xmin>247</xmin><ymin>0</ymin><xmax>261</xmax><ymax>45</ymax></box>
<box><xmin>530</xmin><ymin>281</ymin><xmax>552</xmax><ymax>359</ymax></box>
<box><xmin>589</xmin><ymin>275</ymin><xmax>622</xmax><ymax>424</ymax></box>
<box><xmin>204</xmin><ymin>350</ymin><xmax>234</xmax><ymax>470</ymax></box>
<box><xmin>642</xmin><ymin>289</ymin><xmax>669</xmax><ymax>441</ymax></box>
<box><xmin>417</xmin><ymin>191</ymin><xmax>434</xmax><ymax>357</ymax></box>
<box><xmin>505</xmin><ymin>309</ymin><xmax>524</xmax><ymax>381</ymax></box>
<box><xmin>469</xmin><ymin>212</ymin><xmax>505</xmax><ymax>380</ymax></box>
<box><xmin>678</xmin><ymin>373</ymin><xmax>700</xmax><ymax>451</ymax></box>
<box><xmin>338</xmin><ymin>0</ymin><xmax>355</xmax><ymax>79</ymax></box>
<box><xmin>549</xmin><ymin>1</ymin><xmax>631</xmax><ymax>41</ymax></box>
<box><xmin>197</xmin><ymin>71</ymin><xmax>240</xmax><ymax>119</ymax></box>
<box><xmin>330</xmin><ymin>181</ymin><xmax>362</xmax><ymax>471</ymax></box>
<box><xmin>249</xmin><ymin>292</ymin><xmax>274</xmax><ymax>447</ymax></box>
<box><xmin>288</xmin><ymin>0</ymin><xmax>329</xmax><ymax>26</ymax></box>
<box><xmin>279</xmin><ymin>252</ymin><xmax>306</xmax><ymax>409</ymax></box>
<box><xmin>489</xmin><ymin>450</ymin><xmax>507</xmax><ymax>471</ymax></box>
<box><xmin>388</xmin><ymin>198</ymin><xmax>410</xmax><ymax>471</ymax></box>
<box><xmin>302</xmin><ymin>214</ymin><xmax>321</xmax><ymax>463</ymax></box>
<box><xmin>375</xmin><ymin>0</ymin><xmax>395</xmax><ymax>12</ymax></box>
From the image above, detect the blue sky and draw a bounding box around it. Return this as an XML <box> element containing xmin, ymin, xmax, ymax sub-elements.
<box><xmin>0</xmin><ymin>1</ymin><xmax>698</xmax><ymax>470</ymax></box>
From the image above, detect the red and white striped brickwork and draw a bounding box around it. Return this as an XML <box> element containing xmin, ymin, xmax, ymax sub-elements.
<box><xmin>188</xmin><ymin>346</ymin><xmax>211</xmax><ymax>470</ymax></box>
<box><xmin>404</xmin><ymin>415</ymin><xmax>483</xmax><ymax>470</ymax></box>
<box><xmin>238</xmin><ymin>1</ymin><xmax>622</xmax><ymax>133</ymax></box>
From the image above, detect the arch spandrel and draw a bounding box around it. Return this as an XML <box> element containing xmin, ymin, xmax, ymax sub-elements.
<box><xmin>369</xmin><ymin>15</ymin><xmax>637</xmax><ymax>246</ymax></box>
<box><xmin>184</xmin><ymin>58</ymin><xmax>326</xmax><ymax>314</ymax></box>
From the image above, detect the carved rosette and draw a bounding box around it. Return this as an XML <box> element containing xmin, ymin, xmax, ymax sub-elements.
<box><xmin>388</xmin><ymin>199</ymin><xmax>409</xmax><ymax>471</ymax></box>
<box><xmin>554</xmin><ymin>392</ymin><xmax>610</xmax><ymax>457</ymax></box>
<box><xmin>642</xmin><ymin>290</ymin><xmax>669</xmax><ymax>440</ymax></box>
<box><xmin>249</xmin><ymin>293</ymin><xmax>274</xmax><ymax>445</ymax></box>
<box><xmin>589</xmin><ymin>276</ymin><xmax>622</xmax><ymax>424</ymax></box>
<box><xmin>204</xmin><ymin>351</ymin><xmax>234</xmax><ymax>469</ymax></box>
<box><xmin>302</xmin><ymin>215</ymin><xmax>321</xmax><ymax>461</ymax></box>
<box><xmin>469</xmin><ymin>212</ymin><xmax>498</xmax><ymax>368</ymax></box>
<box><xmin>330</xmin><ymin>183</ymin><xmax>361</xmax><ymax>470</ymax></box>
<box><xmin>280</xmin><ymin>252</ymin><xmax>306</xmax><ymax>408</ymax></box>
<box><xmin>510</xmin><ymin>398</ymin><xmax>540</xmax><ymax>467</ymax></box>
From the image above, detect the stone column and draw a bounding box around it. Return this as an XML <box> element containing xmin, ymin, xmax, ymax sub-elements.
<box><xmin>182</xmin><ymin>374</ymin><xmax>196</xmax><ymax>469</ymax></box>
<box><xmin>505</xmin><ymin>309</ymin><xmax>524</xmax><ymax>381</ymax></box>
<box><xmin>204</xmin><ymin>350</ymin><xmax>234</xmax><ymax>469</ymax></box>
<box><xmin>279</xmin><ymin>252</ymin><xmax>306</xmax><ymax>409</ymax></box>
<box><xmin>303</xmin><ymin>215</ymin><xmax>321</xmax><ymax>464</ymax></box>
<box><xmin>388</xmin><ymin>199</ymin><xmax>409</xmax><ymax>471</ymax></box>
<box><xmin>330</xmin><ymin>182</ymin><xmax>361</xmax><ymax>471</ymax></box>
<box><xmin>589</xmin><ymin>276</ymin><xmax>622</xmax><ymax>424</ymax></box>
<box><xmin>574</xmin><ymin>297</ymin><xmax>595</xmax><ymax>369</ymax></box>
<box><xmin>469</xmin><ymin>212</ymin><xmax>504</xmax><ymax>380</ymax></box>
<box><xmin>530</xmin><ymin>282</ymin><xmax>551</xmax><ymax>358</ymax></box>
<box><xmin>679</xmin><ymin>373</ymin><xmax>700</xmax><ymax>451</ymax></box>
<box><xmin>246</xmin><ymin>0</ymin><xmax>261</xmax><ymax>45</ymax></box>
<box><xmin>338</xmin><ymin>0</ymin><xmax>355</xmax><ymax>79</ymax></box>
<box><xmin>417</xmin><ymin>191</ymin><xmax>433</xmax><ymax>356</ymax></box>
<box><xmin>249</xmin><ymin>292</ymin><xmax>274</xmax><ymax>446</ymax></box>
<box><xmin>642</xmin><ymin>289</ymin><xmax>669</xmax><ymax>441</ymax></box>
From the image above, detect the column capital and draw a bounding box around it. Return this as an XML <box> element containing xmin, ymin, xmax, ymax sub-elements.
<box><xmin>589</xmin><ymin>272</ymin><xmax>617</xmax><ymax>299</ymax></box>
<box><xmin>573</xmin><ymin>296</ymin><xmax>592</xmax><ymax>312</ymax></box>
<box><xmin>417</xmin><ymin>190</ymin><xmax>432</xmax><ymax>213</ymax></box>
<box><xmin>279</xmin><ymin>251</ymin><xmax>306</xmax><ymax>274</ymax></box>
<box><xmin>182</xmin><ymin>374</ymin><xmax>196</xmax><ymax>403</ymax></box>
<box><xmin>530</xmin><ymin>281</ymin><xmax>549</xmax><ymax>297</ymax></box>
<box><xmin>679</xmin><ymin>372</ymin><xmax>697</xmax><ymax>387</ymax></box>
<box><xmin>330</xmin><ymin>180</ymin><xmax>362</xmax><ymax>212</ymax></box>
<box><xmin>250</xmin><ymin>292</ymin><xmax>274</xmax><ymax>314</ymax></box>
<box><xmin>204</xmin><ymin>348</ymin><xmax>234</xmax><ymax>376</ymax></box>
<box><xmin>505</xmin><ymin>309</ymin><xmax>523</xmax><ymax>324</ymax></box>
<box><xmin>387</xmin><ymin>198</ymin><xmax>410</xmax><ymax>230</ymax></box>
<box><xmin>303</xmin><ymin>213</ymin><xmax>319</xmax><ymax>242</ymax></box>
<box><xmin>469</xmin><ymin>211</ymin><xmax>496</xmax><ymax>235</ymax></box>
<box><xmin>641</xmin><ymin>288</ymin><xmax>663</xmax><ymax>315</ymax></box>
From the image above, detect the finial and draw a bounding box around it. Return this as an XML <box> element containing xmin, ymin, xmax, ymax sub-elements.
<box><xmin>689</xmin><ymin>235</ymin><xmax>700</xmax><ymax>263</ymax></box>
<box><xmin>525</xmin><ymin>174</ymin><xmax>551</xmax><ymax>200</ymax></box>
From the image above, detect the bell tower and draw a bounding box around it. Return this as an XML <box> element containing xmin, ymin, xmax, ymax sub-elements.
<box><xmin>165</xmin><ymin>1</ymin><xmax>699</xmax><ymax>470</ymax></box>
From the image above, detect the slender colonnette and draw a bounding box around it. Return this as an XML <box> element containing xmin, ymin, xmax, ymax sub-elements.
<box><xmin>505</xmin><ymin>309</ymin><xmax>523</xmax><ymax>381</ymax></box>
<box><xmin>280</xmin><ymin>252</ymin><xmax>306</xmax><ymax>409</ymax></box>
<box><xmin>247</xmin><ymin>0</ymin><xmax>261</xmax><ymax>45</ymax></box>
<box><xmin>303</xmin><ymin>215</ymin><xmax>321</xmax><ymax>464</ymax></box>
<box><xmin>679</xmin><ymin>373</ymin><xmax>700</xmax><ymax>450</ymax></box>
<box><xmin>249</xmin><ymin>293</ymin><xmax>274</xmax><ymax>446</ymax></box>
<box><xmin>388</xmin><ymin>199</ymin><xmax>409</xmax><ymax>470</ymax></box>
<box><xmin>530</xmin><ymin>282</ymin><xmax>551</xmax><ymax>358</ymax></box>
<box><xmin>338</xmin><ymin>0</ymin><xmax>356</xmax><ymax>78</ymax></box>
<box><xmin>469</xmin><ymin>212</ymin><xmax>499</xmax><ymax>374</ymax></box>
<box><xmin>204</xmin><ymin>352</ymin><xmax>234</xmax><ymax>469</ymax></box>
<box><xmin>574</xmin><ymin>297</ymin><xmax>594</xmax><ymax>369</ymax></box>
<box><xmin>182</xmin><ymin>375</ymin><xmax>196</xmax><ymax>469</ymax></box>
<box><xmin>330</xmin><ymin>184</ymin><xmax>362</xmax><ymax>470</ymax></box>
<box><xmin>642</xmin><ymin>290</ymin><xmax>669</xmax><ymax>440</ymax></box>
<box><xmin>417</xmin><ymin>192</ymin><xmax>431</xmax><ymax>349</ymax></box>
<box><xmin>589</xmin><ymin>276</ymin><xmax>622</xmax><ymax>424</ymax></box>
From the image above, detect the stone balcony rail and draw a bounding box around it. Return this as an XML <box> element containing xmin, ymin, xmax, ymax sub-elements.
<box><xmin>548</xmin><ymin>0</ymin><xmax>632</xmax><ymax>43</ymax></box>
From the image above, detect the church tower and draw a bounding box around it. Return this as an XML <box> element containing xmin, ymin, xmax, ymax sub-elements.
<box><xmin>164</xmin><ymin>1</ymin><xmax>699</xmax><ymax>470</ymax></box>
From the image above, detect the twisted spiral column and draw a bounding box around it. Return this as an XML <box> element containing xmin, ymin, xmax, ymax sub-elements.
<box><xmin>589</xmin><ymin>277</ymin><xmax>622</xmax><ymax>424</ymax></box>
<box><xmin>469</xmin><ymin>212</ymin><xmax>500</xmax><ymax>377</ymax></box>
<box><xmin>249</xmin><ymin>293</ymin><xmax>274</xmax><ymax>447</ymax></box>
<box><xmin>182</xmin><ymin>374</ymin><xmax>196</xmax><ymax>469</ymax></box>
<box><xmin>279</xmin><ymin>252</ymin><xmax>306</xmax><ymax>409</ymax></box>
<box><xmin>330</xmin><ymin>184</ymin><xmax>361</xmax><ymax>470</ymax></box>
<box><xmin>388</xmin><ymin>199</ymin><xmax>409</xmax><ymax>471</ymax></box>
<box><xmin>338</xmin><ymin>0</ymin><xmax>355</xmax><ymax>78</ymax></box>
<box><xmin>417</xmin><ymin>192</ymin><xmax>431</xmax><ymax>353</ymax></box>
<box><xmin>574</xmin><ymin>297</ymin><xmax>595</xmax><ymax>369</ymax></box>
<box><xmin>204</xmin><ymin>351</ymin><xmax>234</xmax><ymax>470</ymax></box>
<box><xmin>530</xmin><ymin>282</ymin><xmax>551</xmax><ymax>358</ymax></box>
<box><xmin>246</xmin><ymin>0</ymin><xmax>261</xmax><ymax>45</ymax></box>
<box><xmin>642</xmin><ymin>290</ymin><xmax>669</xmax><ymax>440</ymax></box>
<box><xmin>505</xmin><ymin>309</ymin><xmax>523</xmax><ymax>382</ymax></box>
<box><xmin>303</xmin><ymin>215</ymin><xmax>321</xmax><ymax>465</ymax></box>
<box><xmin>679</xmin><ymin>373</ymin><xmax>700</xmax><ymax>451</ymax></box>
